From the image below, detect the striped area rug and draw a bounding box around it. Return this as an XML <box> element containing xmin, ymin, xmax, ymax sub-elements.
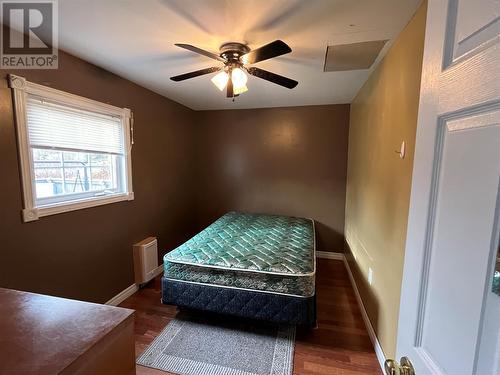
<box><xmin>137</xmin><ymin>313</ymin><xmax>295</xmax><ymax>375</ymax></box>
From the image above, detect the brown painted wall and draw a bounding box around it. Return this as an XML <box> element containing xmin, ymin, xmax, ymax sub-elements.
<box><xmin>0</xmin><ymin>50</ymin><xmax>197</xmax><ymax>303</ymax></box>
<box><xmin>194</xmin><ymin>105</ymin><xmax>350</xmax><ymax>251</ymax></box>
<box><xmin>0</xmin><ymin>34</ymin><xmax>350</xmax><ymax>302</ymax></box>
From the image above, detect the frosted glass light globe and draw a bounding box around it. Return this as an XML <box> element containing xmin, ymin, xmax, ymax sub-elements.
<box><xmin>231</xmin><ymin>68</ymin><xmax>248</xmax><ymax>90</ymax></box>
<box><xmin>211</xmin><ymin>71</ymin><xmax>229</xmax><ymax>91</ymax></box>
<box><xmin>234</xmin><ymin>85</ymin><xmax>248</xmax><ymax>95</ymax></box>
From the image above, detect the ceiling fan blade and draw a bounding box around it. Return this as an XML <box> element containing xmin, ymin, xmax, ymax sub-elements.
<box><xmin>226</xmin><ymin>75</ymin><xmax>234</xmax><ymax>98</ymax></box>
<box><xmin>170</xmin><ymin>67</ymin><xmax>222</xmax><ymax>82</ymax></box>
<box><xmin>241</xmin><ymin>40</ymin><xmax>291</xmax><ymax>64</ymax></box>
<box><xmin>174</xmin><ymin>43</ymin><xmax>225</xmax><ymax>62</ymax></box>
<box><xmin>246</xmin><ymin>67</ymin><xmax>298</xmax><ymax>89</ymax></box>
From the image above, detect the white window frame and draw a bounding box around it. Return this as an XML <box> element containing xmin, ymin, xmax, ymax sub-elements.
<box><xmin>9</xmin><ymin>74</ymin><xmax>134</xmax><ymax>222</ymax></box>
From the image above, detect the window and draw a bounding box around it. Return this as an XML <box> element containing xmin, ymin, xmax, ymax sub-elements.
<box><xmin>9</xmin><ymin>74</ymin><xmax>134</xmax><ymax>222</ymax></box>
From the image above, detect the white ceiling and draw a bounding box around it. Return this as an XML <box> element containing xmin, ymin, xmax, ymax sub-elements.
<box><xmin>57</xmin><ymin>0</ymin><xmax>421</xmax><ymax>110</ymax></box>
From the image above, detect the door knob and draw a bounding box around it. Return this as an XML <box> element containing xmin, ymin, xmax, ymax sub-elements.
<box><xmin>384</xmin><ymin>356</ymin><xmax>415</xmax><ymax>375</ymax></box>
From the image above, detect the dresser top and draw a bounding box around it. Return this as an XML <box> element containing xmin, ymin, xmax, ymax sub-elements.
<box><xmin>0</xmin><ymin>287</ymin><xmax>134</xmax><ymax>375</ymax></box>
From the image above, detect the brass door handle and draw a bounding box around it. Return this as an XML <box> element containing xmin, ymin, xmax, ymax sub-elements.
<box><xmin>384</xmin><ymin>356</ymin><xmax>415</xmax><ymax>375</ymax></box>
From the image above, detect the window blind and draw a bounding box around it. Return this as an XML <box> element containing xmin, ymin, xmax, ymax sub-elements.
<box><xmin>26</xmin><ymin>97</ymin><xmax>125</xmax><ymax>155</ymax></box>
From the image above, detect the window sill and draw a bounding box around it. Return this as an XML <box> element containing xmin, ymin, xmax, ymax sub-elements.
<box><xmin>22</xmin><ymin>192</ymin><xmax>134</xmax><ymax>222</ymax></box>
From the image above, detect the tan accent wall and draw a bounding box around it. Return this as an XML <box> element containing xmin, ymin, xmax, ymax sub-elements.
<box><xmin>195</xmin><ymin>105</ymin><xmax>350</xmax><ymax>251</ymax></box>
<box><xmin>344</xmin><ymin>3</ymin><xmax>427</xmax><ymax>358</ymax></box>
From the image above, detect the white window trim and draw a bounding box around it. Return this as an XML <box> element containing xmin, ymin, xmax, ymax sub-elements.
<box><xmin>9</xmin><ymin>74</ymin><xmax>134</xmax><ymax>222</ymax></box>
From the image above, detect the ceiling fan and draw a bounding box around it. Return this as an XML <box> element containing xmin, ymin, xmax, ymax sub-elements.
<box><xmin>170</xmin><ymin>40</ymin><xmax>298</xmax><ymax>99</ymax></box>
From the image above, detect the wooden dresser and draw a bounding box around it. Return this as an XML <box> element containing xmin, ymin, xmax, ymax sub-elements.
<box><xmin>0</xmin><ymin>288</ymin><xmax>135</xmax><ymax>375</ymax></box>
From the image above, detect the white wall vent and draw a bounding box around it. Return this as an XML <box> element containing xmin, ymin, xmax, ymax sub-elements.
<box><xmin>133</xmin><ymin>237</ymin><xmax>158</xmax><ymax>285</ymax></box>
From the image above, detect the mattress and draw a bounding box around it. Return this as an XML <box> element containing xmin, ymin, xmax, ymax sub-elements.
<box><xmin>163</xmin><ymin>212</ymin><xmax>316</xmax><ymax>297</ymax></box>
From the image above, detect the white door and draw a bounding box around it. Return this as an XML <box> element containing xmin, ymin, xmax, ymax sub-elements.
<box><xmin>394</xmin><ymin>0</ymin><xmax>500</xmax><ymax>374</ymax></box>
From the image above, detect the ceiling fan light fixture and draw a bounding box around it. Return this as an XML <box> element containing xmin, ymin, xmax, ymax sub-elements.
<box><xmin>171</xmin><ymin>40</ymin><xmax>298</xmax><ymax>98</ymax></box>
<box><xmin>231</xmin><ymin>67</ymin><xmax>248</xmax><ymax>90</ymax></box>
<box><xmin>211</xmin><ymin>71</ymin><xmax>229</xmax><ymax>91</ymax></box>
<box><xmin>233</xmin><ymin>84</ymin><xmax>248</xmax><ymax>95</ymax></box>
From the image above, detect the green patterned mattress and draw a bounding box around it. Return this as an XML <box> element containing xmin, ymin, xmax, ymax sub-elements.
<box><xmin>164</xmin><ymin>212</ymin><xmax>316</xmax><ymax>297</ymax></box>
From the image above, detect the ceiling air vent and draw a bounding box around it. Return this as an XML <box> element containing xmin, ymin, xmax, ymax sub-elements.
<box><xmin>324</xmin><ymin>40</ymin><xmax>387</xmax><ymax>72</ymax></box>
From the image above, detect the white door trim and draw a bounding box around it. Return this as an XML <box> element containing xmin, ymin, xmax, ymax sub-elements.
<box><xmin>396</xmin><ymin>0</ymin><xmax>500</xmax><ymax>372</ymax></box>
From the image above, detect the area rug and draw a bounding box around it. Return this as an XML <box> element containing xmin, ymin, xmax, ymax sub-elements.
<box><xmin>136</xmin><ymin>313</ymin><xmax>295</xmax><ymax>375</ymax></box>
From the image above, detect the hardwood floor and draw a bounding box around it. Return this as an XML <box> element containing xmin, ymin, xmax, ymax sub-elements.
<box><xmin>119</xmin><ymin>259</ymin><xmax>382</xmax><ymax>375</ymax></box>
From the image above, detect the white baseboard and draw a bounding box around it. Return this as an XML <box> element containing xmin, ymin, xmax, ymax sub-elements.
<box><xmin>105</xmin><ymin>264</ymin><xmax>164</xmax><ymax>306</ymax></box>
<box><xmin>305</xmin><ymin>250</ymin><xmax>386</xmax><ymax>370</ymax></box>
<box><xmin>152</xmin><ymin>263</ymin><xmax>164</xmax><ymax>278</ymax></box>
<box><xmin>315</xmin><ymin>251</ymin><xmax>344</xmax><ymax>260</ymax></box>
<box><xmin>342</xmin><ymin>257</ymin><xmax>386</xmax><ymax>371</ymax></box>
<box><xmin>105</xmin><ymin>283</ymin><xmax>138</xmax><ymax>306</ymax></box>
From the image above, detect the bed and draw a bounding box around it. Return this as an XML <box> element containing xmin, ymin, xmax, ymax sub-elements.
<box><xmin>161</xmin><ymin>212</ymin><xmax>317</xmax><ymax>326</ymax></box>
